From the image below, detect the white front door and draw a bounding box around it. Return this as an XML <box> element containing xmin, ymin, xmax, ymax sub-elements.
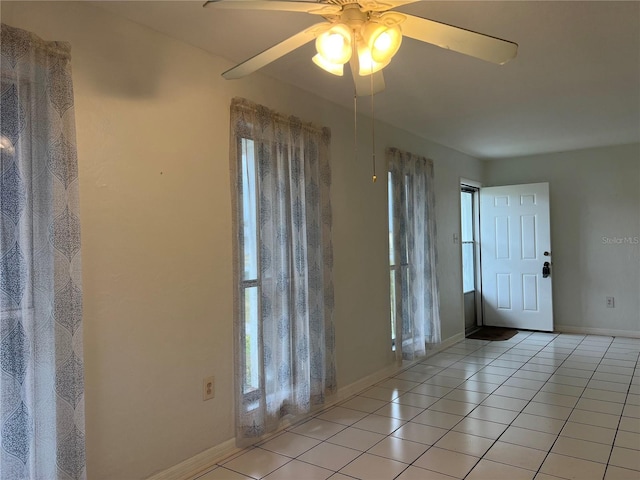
<box><xmin>480</xmin><ymin>183</ymin><xmax>553</xmax><ymax>331</ymax></box>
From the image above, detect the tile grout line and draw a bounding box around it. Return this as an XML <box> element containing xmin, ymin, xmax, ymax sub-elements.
<box><xmin>601</xmin><ymin>344</ymin><xmax>640</xmax><ymax>479</ymax></box>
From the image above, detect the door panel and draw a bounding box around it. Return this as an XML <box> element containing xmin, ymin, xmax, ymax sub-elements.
<box><xmin>480</xmin><ymin>183</ymin><xmax>553</xmax><ymax>331</ymax></box>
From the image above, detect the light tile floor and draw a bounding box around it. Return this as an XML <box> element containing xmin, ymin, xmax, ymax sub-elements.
<box><xmin>198</xmin><ymin>332</ymin><xmax>640</xmax><ymax>480</ymax></box>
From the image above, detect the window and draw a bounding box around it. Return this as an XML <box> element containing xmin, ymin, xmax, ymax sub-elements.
<box><xmin>239</xmin><ymin>138</ymin><xmax>260</xmax><ymax>397</ymax></box>
<box><xmin>0</xmin><ymin>81</ymin><xmax>34</xmax><ymax>316</ymax></box>
<box><xmin>387</xmin><ymin>147</ymin><xmax>440</xmax><ymax>361</ymax></box>
<box><xmin>388</xmin><ymin>173</ymin><xmax>396</xmax><ymax>347</ymax></box>
<box><xmin>388</xmin><ymin>171</ymin><xmax>409</xmax><ymax>349</ymax></box>
<box><xmin>0</xmin><ymin>24</ymin><xmax>86</xmax><ymax>477</ymax></box>
<box><xmin>461</xmin><ymin>188</ymin><xmax>477</xmax><ymax>293</ymax></box>
<box><xmin>231</xmin><ymin>98</ymin><xmax>336</xmax><ymax>443</ymax></box>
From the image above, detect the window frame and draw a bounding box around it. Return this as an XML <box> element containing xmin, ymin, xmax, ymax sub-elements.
<box><xmin>388</xmin><ymin>171</ymin><xmax>411</xmax><ymax>350</ymax></box>
<box><xmin>237</xmin><ymin>136</ymin><xmax>262</xmax><ymax>406</ymax></box>
<box><xmin>460</xmin><ymin>180</ymin><xmax>483</xmax><ymax>327</ymax></box>
<box><xmin>461</xmin><ymin>188</ymin><xmax>477</xmax><ymax>294</ymax></box>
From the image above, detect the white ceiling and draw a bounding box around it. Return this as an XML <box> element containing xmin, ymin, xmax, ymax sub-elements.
<box><xmin>95</xmin><ymin>1</ymin><xmax>640</xmax><ymax>159</ymax></box>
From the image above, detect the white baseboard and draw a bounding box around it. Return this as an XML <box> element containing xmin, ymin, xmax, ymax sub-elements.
<box><xmin>146</xmin><ymin>439</ymin><xmax>240</xmax><ymax>480</ymax></box>
<box><xmin>335</xmin><ymin>332</ymin><xmax>466</xmax><ymax>400</ymax></box>
<box><xmin>146</xmin><ymin>332</ymin><xmax>467</xmax><ymax>480</ymax></box>
<box><xmin>555</xmin><ymin>324</ymin><xmax>640</xmax><ymax>339</ymax></box>
<box><xmin>334</xmin><ymin>363</ymin><xmax>402</xmax><ymax>403</ymax></box>
<box><xmin>437</xmin><ymin>332</ymin><xmax>466</xmax><ymax>350</ymax></box>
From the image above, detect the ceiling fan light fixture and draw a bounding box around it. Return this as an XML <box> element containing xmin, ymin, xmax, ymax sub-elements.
<box><xmin>362</xmin><ymin>21</ymin><xmax>402</xmax><ymax>64</ymax></box>
<box><xmin>356</xmin><ymin>41</ymin><xmax>389</xmax><ymax>75</ymax></box>
<box><xmin>312</xmin><ymin>53</ymin><xmax>345</xmax><ymax>76</ymax></box>
<box><xmin>315</xmin><ymin>23</ymin><xmax>353</xmax><ymax>65</ymax></box>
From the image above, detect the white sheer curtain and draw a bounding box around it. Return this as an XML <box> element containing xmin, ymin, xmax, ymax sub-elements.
<box><xmin>0</xmin><ymin>24</ymin><xmax>85</xmax><ymax>479</ymax></box>
<box><xmin>388</xmin><ymin>147</ymin><xmax>441</xmax><ymax>361</ymax></box>
<box><xmin>230</xmin><ymin>98</ymin><xmax>336</xmax><ymax>445</ymax></box>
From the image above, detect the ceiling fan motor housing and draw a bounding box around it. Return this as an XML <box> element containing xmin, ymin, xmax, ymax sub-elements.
<box><xmin>338</xmin><ymin>3</ymin><xmax>369</xmax><ymax>28</ymax></box>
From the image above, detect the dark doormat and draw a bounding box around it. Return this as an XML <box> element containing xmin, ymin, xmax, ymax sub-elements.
<box><xmin>466</xmin><ymin>326</ymin><xmax>519</xmax><ymax>341</ymax></box>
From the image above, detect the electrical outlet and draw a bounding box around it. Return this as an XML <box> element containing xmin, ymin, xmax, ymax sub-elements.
<box><xmin>606</xmin><ymin>296</ymin><xmax>615</xmax><ymax>308</ymax></box>
<box><xmin>203</xmin><ymin>376</ymin><xmax>215</xmax><ymax>401</ymax></box>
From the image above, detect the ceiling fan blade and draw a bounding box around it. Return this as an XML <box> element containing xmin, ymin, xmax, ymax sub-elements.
<box><xmin>203</xmin><ymin>0</ymin><xmax>341</xmax><ymax>15</ymax></box>
<box><xmin>349</xmin><ymin>57</ymin><xmax>386</xmax><ymax>97</ymax></box>
<box><xmin>359</xmin><ymin>1</ymin><xmax>420</xmax><ymax>12</ymax></box>
<box><xmin>401</xmin><ymin>14</ymin><xmax>518</xmax><ymax>65</ymax></box>
<box><xmin>222</xmin><ymin>22</ymin><xmax>327</xmax><ymax>79</ymax></box>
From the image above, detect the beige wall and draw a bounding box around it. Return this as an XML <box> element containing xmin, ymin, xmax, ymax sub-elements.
<box><xmin>2</xmin><ymin>2</ymin><xmax>483</xmax><ymax>478</ymax></box>
<box><xmin>485</xmin><ymin>144</ymin><xmax>640</xmax><ymax>336</ymax></box>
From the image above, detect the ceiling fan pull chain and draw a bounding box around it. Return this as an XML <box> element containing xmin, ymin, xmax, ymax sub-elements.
<box><xmin>371</xmin><ymin>68</ymin><xmax>377</xmax><ymax>183</ymax></box>
<box><xmin>354</xmin><ymin>87</ymin><xmax>358</xmax><ymax>169</ymax></box>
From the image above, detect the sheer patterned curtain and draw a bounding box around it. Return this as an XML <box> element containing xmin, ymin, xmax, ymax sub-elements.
<box><xmin>0</xmin><ymin>24</ymin><xmax>85</xmax><ymax>479</ymax></box>
<box><xmin>387</xmin><ymin>147</ymin><xmax>441</xmax><ymax>361</ymax></box>
<box><xmin>230</xmin><ymin>98</ymin><xmax>336</xmax><ymax>445</ymax></box>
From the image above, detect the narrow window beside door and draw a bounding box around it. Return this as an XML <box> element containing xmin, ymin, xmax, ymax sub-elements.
<box><xmin>461</xmin><ymin>189</ymin><xmax>476</xmax><ymax>294</ymax></box>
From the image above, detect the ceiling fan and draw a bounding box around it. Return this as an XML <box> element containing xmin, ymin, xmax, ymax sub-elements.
<box><xmin>204</xmin><ymin>0</ymin><xmax>518</xmax><ymax>95</ymax></box>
